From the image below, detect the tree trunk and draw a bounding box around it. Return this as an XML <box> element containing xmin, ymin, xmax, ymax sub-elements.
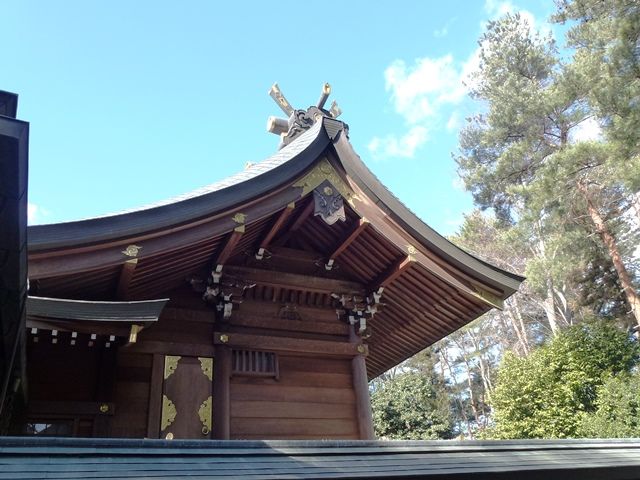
<box><xmin>468</xmin><ymin>331</ymin><xmax>493</xmax><ymax>393</ymax></box>
<box><xmin>439</xmin><ymin>347</ymin><xmax>473</xmax><ymax>438</ymax></box>
<box><xmin>577</xmin><ymin>182</ymin><xmax>640</xmax><ymax>327</ymax></box>
<box><xmin>450</xmin><ymin>337</ymin><xmax>481</xmax><ymax>431</ymax></box>
<box><xmin>553</xmin><ymin>286</ymin><xmax>573</xmax><ymax>326</ymax></box>
<box><xmin>543</xmin><ymin>277</ymin><xmax>561</xmax><ymax>335</ymax></box>
<box><xmin>535</xmin><ymin>230</ymin><xmax>562</xmax><ymax>336</ymax></box>
<box><xmin>506</xmin><ymin>296</ymin><xmax>530</xmax><ymax>355</ymax></box>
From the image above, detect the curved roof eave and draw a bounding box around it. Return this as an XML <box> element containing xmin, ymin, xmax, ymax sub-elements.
<box><xmin>28</xmin><ymin>115</ymin><xmax>523</xmax><ymax>297</ymax></box>
<box><xmin>27</xmin><ymin>296</ymin><xmax>169</xmax><ymax>323</ymax></box>
<box><xmin>28</xmin><ymin>121</ymin><xmax>331</xmax><ymax>252</ymax></box>
<box><xmin>327</xmin><ymin>120</ymin><xmax>524</xmax><ymax>296</ymax></box>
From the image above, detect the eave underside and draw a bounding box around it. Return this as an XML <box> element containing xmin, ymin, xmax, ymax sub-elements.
<box><xmin>27</xmin><ymin>176</ymin><xmax>508</xmax><ymax>378</ymax></box>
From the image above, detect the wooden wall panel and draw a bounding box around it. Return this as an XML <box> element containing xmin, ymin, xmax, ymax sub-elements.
<box><xmin>27</xmin><ymin>340</ymin><xmax>103</xmax><ymax>402</ymax></box>
<box><xmin>230</xmin><ymin>354</ymin><xmax>359</xmax><ymax>440</ymax></box>
<box><xmin>109</xmin><ymin>352</ymin><xmax>151</xmax><ymax>438</ymax></box>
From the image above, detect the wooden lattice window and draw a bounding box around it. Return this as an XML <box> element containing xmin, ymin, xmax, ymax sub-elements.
<box><xmin>232</xmin><ymin>349</ymin><xmax>279</xmax><ymax>379</ymax></box>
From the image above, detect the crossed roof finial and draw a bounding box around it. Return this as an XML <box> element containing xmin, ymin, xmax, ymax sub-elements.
<box><xmin>267</xmin><ymin>83</ymin><xmax>342</xmax><ymax>148</ymax></box>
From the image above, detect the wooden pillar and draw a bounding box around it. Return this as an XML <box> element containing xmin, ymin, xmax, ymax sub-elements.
<box><xmin>94</xmin><ymin>347</ymin><xmax>116</xmax><ymax>437</ymax></box>
<box><xmin>213</xmin><ymin>344</ymin><xmax>231</xmax><ymax>439</ymax></box>
<box><xmin>146</xmin><ymin>353</ymin><xmax>164</xmax><ymax>439</ymax></box>
<box><xmin>349</xmin><ymin>326</ymin><xmax>375</xmax><ymax>440</ymax></box>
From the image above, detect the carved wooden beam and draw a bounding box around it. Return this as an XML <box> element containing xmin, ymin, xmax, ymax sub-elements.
<box><xmin>223</xmin><ymin>265</ymin><xmax>365</xmax><ymax>296</ymax></box>
<box><xmin>255</xmin><ymin>203</ymin><xmax>295</xmax><ymax>260</ymax></box>
<box><xmin>325</xmin><ymin>218</ymin><xmax>369</xmax><ymax>270</ymax></box>
<box><xmin>230</xmin><ymin>313</ymin><xmax>349</xmax><ymax>336</ymax></box>
<box><xmin>214</xmin><ymin>331</ymin><xmax>366</xmax><ymax>357</ymax></box>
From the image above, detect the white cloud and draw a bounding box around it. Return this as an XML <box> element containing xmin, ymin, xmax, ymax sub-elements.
<box><xmin>370</xmin><ymin>49</ymin><xmax>480</xmax><ymax>161</ymax></box>
<box><xmin>483</xmin><ymin>0</ymin><xmax>550</xmax><ymax>38</ymax></box>
<box><xmin>368</xmin><ymin>126</ymin><xmax>428</xmax><ymax>159</ymax></box>
<box><xmin>446</xmin><ymin>217</ymin><xmax>464</xmax><ymax>229</ymax></box>
<box><xmin>370</xmin><ymin>0</ymin><xmax>549</xmax><ymax>162</ymax></box>
<box><xmin>452</xmin><ymin>176</ymin><xmax>466</xmax><ymax>192</ymax></box>
<box><xmin>433</xmin><ymin>27</ymin><xmax>448</xmax><ymax>38</ymax></box>
<box><xmin>28</xmin><ymin>203</ymin><xmax>39</xmax><ymax>224</ymax></box>
<box><xmin>484</xmin><ymin>0</ymin><xmax>516</xmax><ymax>18</ymax></box>
<box><xmin>433</xmin><ymin>17</ymin><xmax>457</xmax><ymax>38</ymax></box>
<box><xmin>569</xmin><ymin>117</ymin><xmax>603</xmax><ymax>143</ymax></box>
<box><xmin>27</xmin><ymin>202</ymin><xmax>50</xmax><ymax>225</ymax></box>
<box><xmin>446</xmin><ymin>111</ymin><xmax>462</xmax><ymax>132</ymax></box>
<box><xmin>384</xmin><ymin>55</ymin><xmax>468</xmax><ymax>124</ymax></box>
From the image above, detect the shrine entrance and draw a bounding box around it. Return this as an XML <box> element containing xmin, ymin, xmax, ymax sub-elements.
<box><xmin>161</xmin><ymin>356</ymin><xmax>213</xmax><ymax>439</ymax></box>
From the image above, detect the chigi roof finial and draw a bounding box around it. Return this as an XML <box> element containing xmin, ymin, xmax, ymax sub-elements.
<box><xmin>267</xmin><ymin>83</ymin><xmax>343</xmax><ymax>149</ymax></box>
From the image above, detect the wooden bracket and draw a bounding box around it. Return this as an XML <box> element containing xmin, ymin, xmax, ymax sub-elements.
<box><xmin>128</xmin><ymin>324</ymin><xmax>143</xmax><ymax>344</ymax></box>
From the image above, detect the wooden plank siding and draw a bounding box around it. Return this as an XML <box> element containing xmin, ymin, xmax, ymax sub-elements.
<box><xmin>22</xmin><ymin>274</ymin><xmax>368</xmax><ymax>441</ymax></box>
<box><xmin>230</xmin><ymin>355</ymin><xmax>359</xmax><ymax>440</ymax></box>
<box><xmin>109</xmin><ymin>352</ymin><xmax>151</xmax><ymax>438</ymax></box>
<box><xmin>26</xmin><ymin>340</ymin><xmax>103</xmax><ymax>403</ymax></box>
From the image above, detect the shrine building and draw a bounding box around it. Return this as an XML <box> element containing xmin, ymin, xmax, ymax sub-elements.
<box><xmin>2</xmin><ymin>85</ymin><xmax>524</xmax><ymax>441</ymax></box>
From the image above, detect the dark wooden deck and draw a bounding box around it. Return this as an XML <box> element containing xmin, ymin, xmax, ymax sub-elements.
<box><xmin>0</xmin><ymin>437</ymin><xmax>639</xmax><ymax>479</ymax></box>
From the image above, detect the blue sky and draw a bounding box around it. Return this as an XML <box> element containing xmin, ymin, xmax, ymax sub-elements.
<box><xmin>3</xmin><ymin>0</ymin><xmax>556</xmax><ymax>235</ymax></box>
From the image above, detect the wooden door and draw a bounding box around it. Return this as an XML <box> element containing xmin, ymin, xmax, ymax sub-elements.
<box><xmin>161</xmin><ymin>356</ymin><xmax>213</xmax><ymax>439</ymax></box>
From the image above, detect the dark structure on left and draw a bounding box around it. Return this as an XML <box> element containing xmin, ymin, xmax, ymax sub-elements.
<box><xmin>0</xmin><ymin>90</ymin><xmax>29</xmax><ymax>433</ymax></box>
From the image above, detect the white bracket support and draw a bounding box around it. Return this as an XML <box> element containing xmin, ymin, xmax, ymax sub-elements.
<box><xmin>212</xmin><ymin>264</ymin><xmax>223</xmax><ymax>284</ymax></box>
<box><xmin>325</xmin><ymin>258</ymin><xmax>335</xmax><ymax>271</ymax></box>
<box><xmin>358</xmin><ymin>317</ymin><xmax>367</xmax><ymax>334</ymax></box>
<box><xmin>223</xmin><ymin>297</ymin><xmax>233</xmax><ymax>319</ymax></box>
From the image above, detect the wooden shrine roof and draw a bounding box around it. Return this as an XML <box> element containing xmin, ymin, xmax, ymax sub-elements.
<box><xmin>0</xmin><ymin>437</ymin><xmax>639</xmax><ymax>479</ymax></box>
<box><xmin>28</xmin><ymin>121</ymin><xmax>329</xmax><ymax>251</ymax></box>
<box><xmin>27</xmin><ymin>117</ymin><xmax>521</xmax><ymax>291</ymax></box>
<box><xmin>25</xmin><ymin>115</ymin><xmax>525</xmax><ymax>378</ymax></box>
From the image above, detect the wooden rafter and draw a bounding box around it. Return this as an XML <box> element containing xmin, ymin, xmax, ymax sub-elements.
<box><xmin>349</xmin><ymin>186</ymin><xmax>503</xmax><ymax>309</ymax></box>
<box><xmin>215</xmin><ymin>229</ymin><xmax>244</xmax><ymax>267</ymax></box>
<box><xmin>368</xmin><ymin>255</ymin><xmax>414</xmax><ymax>291</ymax></box>
<box><xmin>326</xmin><ymin>218</ymin><xmax>368</xmax><ymax>267</ymax></box>
<box><xmin>115</xmin><ymin>259</ymin><xmax>138</xmax><ymax>300</ymax></box>
<box><xmin>273</xmin><ymin>198</ymin><xmax>315</xmax><ymax>247</ymax></box>
<box><xmin>29</xmin><ymin>188</ymin><xmax>301</xmax><ymax>279</ymax></box>
<box><xmin>287</xmin><ymin>198</ymin><xmax>315</xmax><ymax>232</ymax></box>
<box><xmin>256</xmin><ymin>203</ymin><xmax>295</xmax><ymax>258</ymax></box>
